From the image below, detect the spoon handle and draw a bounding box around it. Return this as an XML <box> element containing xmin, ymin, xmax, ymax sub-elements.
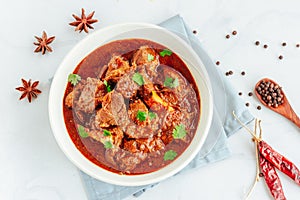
<box><xmin>287</xmin><ymin>106</ymin><xmax>300</xmax><ymax>128</ymax></box>
<box><xmin>291</xmin><ymin>112</ymin><xmax>300</xmax><ymax>128</ymax></box>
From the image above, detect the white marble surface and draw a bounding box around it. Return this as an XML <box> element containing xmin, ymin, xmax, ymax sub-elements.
<box><xmin>1</xmin><ymin>0</ymin><xmax>300</xmax><ymax>199</ymax></box>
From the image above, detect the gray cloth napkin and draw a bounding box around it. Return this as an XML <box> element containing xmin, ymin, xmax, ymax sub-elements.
<box><xmin>79</xmin><ymin>15</ymin><xmax>254</xmax><ymax>200</ymax></box>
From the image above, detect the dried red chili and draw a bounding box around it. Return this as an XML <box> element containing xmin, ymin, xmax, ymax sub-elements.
<box><xmin>259</xmin><ymin>140</ymin><xmax>300</xmax><ymax>186</ymax></box>
<box><xmin>259</xmin><ymin>153</ymin><xmax>287</xmax><ymax>200</ymax></box>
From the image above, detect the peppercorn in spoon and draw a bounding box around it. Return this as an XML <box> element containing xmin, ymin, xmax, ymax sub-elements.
<box><xmin>255</xmin><ymin>78</ymin><xmax>300</xmax><ymax>128</ymax></box>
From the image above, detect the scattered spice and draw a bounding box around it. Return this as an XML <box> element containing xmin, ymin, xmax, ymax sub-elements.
<box><xmin>257</xmin><ymin>105</ymin><xmax>262</xmax><ymax>110</ymax></box>
<box><xmin>255</xmin><ymin>41</ymin><xmax>260</xmax><ymax>46</ymax></box>
<box><xmin>69</xmin><ymin>8</ymin><xmax>98</xmax><ymax>33</ymax></box>
<box><xmin>296</xmin><ymin>44</ymin><xmax>300</xmax><ymax>48</ymax></box>
<box><xmin>255</xmin><ymin>80</ymin><xmax>284</xmax><ymax>108</ymax></box>
<box><xmin>216</xmin><ymin>61</ymin><xmax>220</xmax><ymax>66</ymax></box>
<box><xmin>232</xmin><ymin>30</ymin><xmax>237</xmax><ymax>35</ymax></box>
<box><xmin>278</xmin><ymin>55</ymin><xmax>283</xmax><ymax>60</ymax></box>
<box><xmin>245</xmin><ymin>102</ymin><xmax>250</xmax><ymax>107</ymax></box>
<box><xmin>238</xmin><ymin>92</ymin><xmax>242</xmax><ymax>96</ymax></box>
<box><xmin>263</xmin><ymin>44</ymin><xmax>268</xmax><ymax>49</ymax></box>
<box><xmin>226</xmin><ymin>34</ymin><xmax>230</xmax><ymax>39</ymax></box>
<box><xmin>225</xmin><ymin>71</ymin><xmax>234</xmax><ymax>76</ymax></box>
<box><xmin>248</xmin><ymin>92</ymin><xmax>253</xmax><ymax>96</ymax></box>
<box><xmin>15</xmin><ymin>79</ymin><xmax>42</xmax><ymax>103</ymax></box>
<box><xmin>282</xmin><ymin>42</ymin><xmax>287</xmax><ymax>47</ymax></box>
<box><xmin>33</xmin><ymin>31</ymin><xmax>55</xmax><ymax>55</ymax></box>
<box><xmin>241</xmin><ymin>71</ymin><xmax>246</xmax><ymax>76</ymax></box>
<box><xmin>192</xmin><ymin>30</ymin><xmax>197</xmax><ymax>34</ymax></box>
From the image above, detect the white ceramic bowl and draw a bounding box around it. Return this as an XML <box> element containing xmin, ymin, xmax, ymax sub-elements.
<box><xmin>49</xmin><ymin>23</ymin><xmax>213</xmax><ymax>186</ymax></box>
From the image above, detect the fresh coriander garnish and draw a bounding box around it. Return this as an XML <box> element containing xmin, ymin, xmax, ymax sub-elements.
<box><xmin>132</xmin><ymin>72</ymin><xmax>144</xmax><ymax>86</ymax></box>
<box><xmin>77</xmin><ymin>125</ymin><xmax>89</xmax><ymax>138</ymax></box>
<box><xmin>164</xmin><ymin>77</ymin><xmax>179</xmax><ymax>88</ymax></box>
<box><xmin>148</xmin><ymin>112</ymin><xmax>156</xmax><ymax>120</ymax></box>
<box><xmin>103</xmin><ymin>129</ymin><xmax>111</xmax><ymax>136</ymax></box>
<box><xmin>68</xmin><ymin>74</ymin><xmax>81</xmax><ymax>86</ymax></box>
<box><xmin>164</xmin><ymin>150</ymin><xmax>177</xmax><ymax>161</ymax></box>
<box><xmin>136</xmin><ymin>110</ymin><xmax>147</xmax><ymax>122</ymax></box>
<box><xmin>103</xmin><ymin>80</ymin><xmax>111</xmax><ymax>92</ymax></box>
<box><xmin>172</xmin><ymin>124</ymin><xmax>187</xmax><ymax>139</ymax></box>
<box><xmin>159</xmin><ymin>49</ymin><xmax>172</xmax><ymax>57</ymax></box>
<box><xmin>147</xmin><ymin>54</ymin><xmax>154</xmax><ymax>61</ymax></box>
<box><xmin>104</xmin><ymin>141</ymin><xmax>113</xmax><ymax>149</ymax></box>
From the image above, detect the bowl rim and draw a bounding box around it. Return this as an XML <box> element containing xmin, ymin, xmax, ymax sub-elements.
<box><xmin>48</xmin><ymin>22</ymin><xmax>213</xmax><ymax>186</ymax></box>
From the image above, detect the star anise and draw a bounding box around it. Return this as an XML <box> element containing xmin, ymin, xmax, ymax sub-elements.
<box><xmin>15</xmin><ymin>79</ymin><xmax>42</xmax><ymax>103</ymax></box>
<box><xmin>69</xmin><ymin>8</ymin><xmax>98</xmax><ymax>33</ymax></box>
<box><xmin>34</xmin><ymin>31</ymin><xmax>55</xmax><ymax>55</ymax></box>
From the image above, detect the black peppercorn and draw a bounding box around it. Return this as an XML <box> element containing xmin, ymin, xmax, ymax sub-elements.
<box><xmin>255</xmin><ymin>80</ymin><xmax>284</xmax><ymax>108</ymax></box>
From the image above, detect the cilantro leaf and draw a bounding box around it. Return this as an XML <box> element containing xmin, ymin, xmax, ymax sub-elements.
<box><xmin>103</xmin><ymin>129</ymin><xmax>111</xmax><ymax>136</ymax></box>
<box><xmin>164</xmin><ymin>150</ymin><xmax>177</xmax><ymax>161</ymax></box>
<box><xmin>103</xmin><ymin>80</ymin><xmax>111</xmax><ymax>92</ymax></box>
<box><xmin>77</xmin><ymin>125</ymin><xmax>89</xmax><ymax>138</ymax></box>
<box><xmin>159</xmin><ymin>49</ymin><xmax>172</xmax><ymax>57</ymax></box>
<box><xmin>68</xmin><ymin>74</ymin><xmax>81</xmax><ymax>86</ymax></box>
<box><xmin>104</xmin><ymin>141</ymin><xmax>113</xmax><ymax>149</ymax></box>
<box><xmin>164</xmin><ymin>77</ymin><xmax>179</xmax><ymax>88</ymax></box>
<box><xmin>137</xmin><ymin>110</ymin><xmax>147</xmax><ymax>122</ymax></box>
<box><xmin>148</xmin><ymin>112</ymin><xmax>156</xmax><ymax>120</ymax></box>
<box><xmin>132</xmin><ymin>72</ymin><xmax>144</xmax><ymax>86</ymax></box>
<box><xmin>147</xmin><ymin>54</ymin><xmax>154</xmax><ymax>61</ymax></box>
<box><xmin>172</xmin><ymin>124</ymin><xmax>187</xmax><ymax>139</ymax></box>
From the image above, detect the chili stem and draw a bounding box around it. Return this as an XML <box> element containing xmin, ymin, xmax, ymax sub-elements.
<box><xmin>258</xmin><ymin>120</ymin><xmax>262</xmax><ymax>139</ymax></box>
<box><xmin>245</xmin><ymin>120</ymin><xmax>261</xmax><ymax>200</ymax></box>
<box><xmin>232</xmin><ymin>111</ymin><xmax>259</xmax><ymax>141</ymax></box>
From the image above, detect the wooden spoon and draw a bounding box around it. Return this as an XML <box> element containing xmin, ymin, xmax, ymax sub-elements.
<box><xmin>254</xmin><ymin>78</ymin><xmax>300</xmax><ymax>128</ymax></box>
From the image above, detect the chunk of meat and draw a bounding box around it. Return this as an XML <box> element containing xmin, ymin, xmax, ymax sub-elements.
<box><xmin>158</xmin><ymin>88</ymin><xmax>178</xmax><ymax>106</ymax></box>
<box><xmin>115</xmin><ymin>71</ymin><xmax>140</xmax><ymax>99</ymax></box>
<box><xmin>161</xmin><ymin>66</ymin><xmax>189</xmax><ymax>102</ymax></box>
<box><xmin>132</xmin><ymin>46</ymin><xmax>160</xmax><ymax>76</ymax></box>
<box><xmin>138</xmin><ymin>84</ymin><xmax>175</xmax><ymax>112</ymax></box>
<box><xmin>104</xmin><ymin>55</ymin><xmax>133</xmax><ymax>81</ymax></box>
<box><xmin>95</xmin><ymin>91</ymin><xmax>129</xmax><ymax>129</ymax></box>
<box><xmin>97</xmin><ymin>65</ymin><xmax>108</xmax><ymax>79</ymax></box>
<box><xmin>76</xmin><ymin>77</ymin><xmax>106</xmax><ymax>113</ymax></box>
<box><xmin>65</xmin><ymin>91</ymin><xmax>74</xmax><ymax>108</ymax></box>
<box><xmin>105</xmin><ymin>148</ymin><xmax>147</xmax><ymax>173</ymax></box>
<box><xmin>87</xmin><ymin>127</ymin><xmax>124</xmax><ymax>147</ymax></box>
<box><xmin>125</xmin><ymin>123</ymin><xmax>155</xmax><ymax>139</ymax></box>
<box><xmin>128</xmin><ymin>99</ymin><xmax>149</xmax><ymax>126</ymax></box>
<box><xmin>64</xmin><ymin>81</ymin><xmax>85</xmax><ymax>108</ymax></box>
<box><xmin>160</xmin><ymin>109</ymin><xmax>183</xmax><ymax>145</ymax></box>
<box><xmin>125</xmin><ymin>99</ymin><xmax>161</xmax><ymax>139</ymax></box>
<box><xmin>123</xmin><ymin>137</ymin><xmax>165</xmax><ymax>153</ymax></box>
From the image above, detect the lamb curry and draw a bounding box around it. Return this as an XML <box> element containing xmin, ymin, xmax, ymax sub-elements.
<box><xmin>63</xmin><ymin>39</ymin><xmax>200</xmax><ymax>175</ymax></box>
